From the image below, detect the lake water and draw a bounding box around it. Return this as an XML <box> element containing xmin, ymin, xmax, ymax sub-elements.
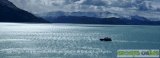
<box><xmin>0</xmin><ymin>23</ymin><xmax>160</xmax><ymax>58</ymax></box>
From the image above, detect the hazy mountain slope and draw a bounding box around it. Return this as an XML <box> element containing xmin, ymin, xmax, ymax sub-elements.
<box><xmin>0</xmin><ymin>0</ymin><xmax>48</xmax><ymax>23</ymax></box>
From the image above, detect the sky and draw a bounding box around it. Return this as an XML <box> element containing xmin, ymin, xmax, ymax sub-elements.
<box><xmin>9</xmin><ymin>0</ymin><xmax>160</xmax><ymax>20</ymax></box>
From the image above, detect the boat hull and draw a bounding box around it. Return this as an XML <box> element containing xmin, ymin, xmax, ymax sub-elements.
<box><xmin>100</xmin><ymin>38</ymin><xmax>112</xmax><ymax>41</ymax></box>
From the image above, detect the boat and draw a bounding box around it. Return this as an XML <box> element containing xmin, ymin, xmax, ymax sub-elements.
<box><xmin>100</xmin><ymin>37</ymin><xmax>112</xmax><ymax>41</ymax></box>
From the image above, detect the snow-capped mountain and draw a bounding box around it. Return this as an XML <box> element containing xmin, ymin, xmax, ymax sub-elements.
<box><xmin>36</xmin><ymin>11</ymin><xmax>160</xmax><ymax>25</ymax></box>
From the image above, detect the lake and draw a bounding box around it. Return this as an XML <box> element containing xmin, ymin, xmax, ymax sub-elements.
<box><xmin>0</xmin><ymin>23</ymin><xmax>160</xmax><ymax>58</ymax></box>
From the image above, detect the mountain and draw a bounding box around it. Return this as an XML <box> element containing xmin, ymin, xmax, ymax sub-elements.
<box><xmin>39</xmin><ymin>11</ymin><xmax>115</xmax><ymax>19</ymax></box>
<box><xmin>43</xmin><ymin>15</ymin><xmax>160</xmax><ymax>25</ymax></box>
<box><xmin>38</xmin><ymin>11</ymin><xmax>160</xmax><ymax>25</ymax></box>
<box><xmin>0</xmin><ymin>0</ymin><xmax>48</xmax><ymax>23</ymax></box>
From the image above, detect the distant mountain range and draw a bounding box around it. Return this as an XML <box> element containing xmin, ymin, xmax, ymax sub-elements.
<box><xmin>0</xmin><ymin>0</ymin><xmax>48</xmax><ymax>23</ymax></box>
<box><xmin>39</xmin><ymin>11</ymin><xmax>114</xmax><ymax>18</ymax></box>
<box><xmin>39</xmin><ymin>12</ymin><xmax>160</xmax><ymax>25</ymax></box>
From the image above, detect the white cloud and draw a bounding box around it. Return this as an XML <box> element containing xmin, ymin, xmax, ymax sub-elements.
<box><xmin>75</xmin><ymin>0</ymin><xmax>85</xmax><ymax>4</ymax></box>
<box><xmin>9</xmin><ymin>0</ymin><xmax>160</xmax><ymax>20</ymax></box>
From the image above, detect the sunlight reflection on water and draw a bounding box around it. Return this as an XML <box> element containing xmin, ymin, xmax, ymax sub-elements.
<box><xmin>0</xmin><ymin>23</ymin><xmax>160</xmax><ymax>58</ymax></box>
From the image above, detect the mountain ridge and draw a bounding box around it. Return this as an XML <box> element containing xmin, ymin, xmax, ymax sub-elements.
<box><xmin>44</xmin><ymin>15</ymin><xmax>160</xmax><ymax>25</ymax></box>
<box><xmin>0</xmin><ymin>0</ymin><xmax>48</xmax><ymax>23</ymax></box>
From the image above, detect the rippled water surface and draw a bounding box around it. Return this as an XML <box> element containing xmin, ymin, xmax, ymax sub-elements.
<box><xmin>0</xmin><ymin>23</ymin><xmax>160</xmax><ymax>58</ymax></box>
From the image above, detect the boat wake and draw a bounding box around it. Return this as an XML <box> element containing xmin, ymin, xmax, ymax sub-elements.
<box><xmin>113</xmin><ymin>40</ymin><xmax>160</xmax><ymax>44</ymax></box>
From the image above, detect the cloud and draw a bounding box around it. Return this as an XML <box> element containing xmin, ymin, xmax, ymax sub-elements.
<box><xmin>9</xmin><ymin>0</ymin><xmax>160</xmax><ymax>12</ymax></box>
<box><xmin>9</xmin><ymin>0</ymin><xmax>160</xmax><ymax>20</ymax></box>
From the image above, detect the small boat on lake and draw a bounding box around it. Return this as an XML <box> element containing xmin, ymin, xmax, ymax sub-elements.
<box><xmin>100</xmin><ymin>37</ymin><xmax>112</xmax><ymax>41</ymax></box>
